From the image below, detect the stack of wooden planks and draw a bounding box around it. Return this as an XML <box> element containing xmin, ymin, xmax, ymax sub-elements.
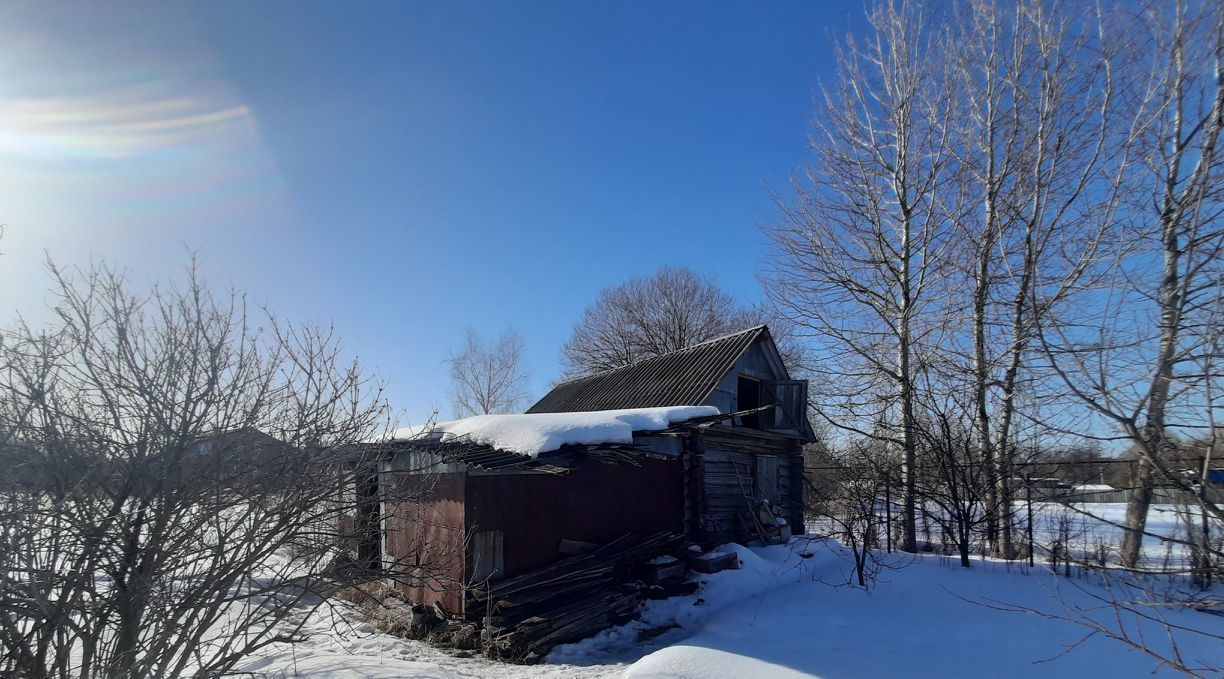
<box><xmin>468</xmin><ymin>531</ymin><xmax>684</xmax><ymax>662</ymax></box>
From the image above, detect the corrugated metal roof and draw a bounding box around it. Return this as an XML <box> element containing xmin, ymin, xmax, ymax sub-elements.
<box><xmin>527</xmin><ymin>326</ymin><xmax>768</xmax><ymax>413</ymax></box>
<box><xmin>373</xmin><ymin>438</ymin><xmax>570</xmax><ymax>474</ymax></box>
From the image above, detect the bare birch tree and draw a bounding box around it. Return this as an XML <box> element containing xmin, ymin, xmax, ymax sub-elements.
<box><xmin>766</xmin><ymin>0</ymin><xmax>956</xmax><ymax>553</ymax></box>
<box><xmin>447</xmin><ymin>328</ymin><xmax>529</xmax><ymax>417</ymax></box>
<box><xmin>1033</xmin><ymin>0</ymin><xmax>1224</xmax><ymax>569</ymax></box>
<box><xmin>943</xmin><ymin>0</ymin><xmax>1120</xmax><ymax>558</ymax></box>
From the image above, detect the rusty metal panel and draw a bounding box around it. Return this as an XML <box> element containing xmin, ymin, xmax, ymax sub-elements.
<box><xmin>383</xmin><ymin>471</ymin><xmax>467</xmax><ymax>615</ymax></box>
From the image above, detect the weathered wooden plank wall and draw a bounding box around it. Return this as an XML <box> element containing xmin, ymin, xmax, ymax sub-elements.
<box><xmin>698</xmin><ymin>426</ymin><xmax>802</xmax><ymax>543</ymax></box>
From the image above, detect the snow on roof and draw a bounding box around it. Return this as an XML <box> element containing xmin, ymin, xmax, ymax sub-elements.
<box><xmin>388</xmin><ymin>405</ymin><xmax>719</xmax><ymax>458</ymax></box>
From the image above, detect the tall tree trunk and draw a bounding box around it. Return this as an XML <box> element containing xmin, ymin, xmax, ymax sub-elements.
<box><xmin>960</xmin><ymin>1</ymin><xmax>1013</xmax><ymax>559</ymax></box>
<box><xmin>111</xmin><ymin>509</ymin><xmax>149</xmax><ymax>678</ymax></box>
<box><xmin>994</xmin><ymin>220</ymin><xmax>1035</xmax><ymax>561</ymax></box>
<box><xmin>975</xmin><ymin>172</ymin><xmax>1001</xmax><ymax>555</ymax></box>
<box><xmin>1120</xmin><ymin>211</ymin><xmax>1183</xmax><ymax>568</ymax></box>
<box><xmin>900</xmin><ymin>365</ymin><xmax>918</xmax><ymax>551</ymax></box>
<box><xmin>1120</xmin><ymin>456</ymin><xmax>1155</xmax><ymax>569</ymax></box>
<box><xmin>995</xmin><ymin>295</ymin><xmax>1025</xmax><ymax>560</ymax></box>
<box><xmin>973</xmin><ymin>250</ymin><xmax>1001</xmax><ymax>554</ymax></box>
<box><xmin>900</xmin><ymin>355</ymin><xmax>918</xmax><ymax>553</ymax></box>
<box><xmin>900</xmin><ymin>218</ymin><xmax>918</xmax><ymax>554</ymax></box>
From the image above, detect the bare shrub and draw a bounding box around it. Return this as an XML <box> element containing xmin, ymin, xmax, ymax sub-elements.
<box><xmin>0</xmin><ymin>261</ymin><xmax>450</xmax><ymax>678</ymax></box>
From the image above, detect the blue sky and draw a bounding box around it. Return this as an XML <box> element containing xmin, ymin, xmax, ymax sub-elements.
<box><xmin>0</xmin><ymin>0</ymin><xmax>863</xmax><ymax>420</ymax></box>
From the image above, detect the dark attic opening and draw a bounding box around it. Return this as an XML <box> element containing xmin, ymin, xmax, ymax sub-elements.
<box><xmin>737</xmin><ymin>375</ymin><xmax>763</xmax><ymax>428</ymax></box>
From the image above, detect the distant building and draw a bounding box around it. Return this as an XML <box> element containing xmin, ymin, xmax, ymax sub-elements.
<box><xmin>1112</xmin><ymin>441</ymin><xmax>1224</xmax><ymax>488</ymax></box>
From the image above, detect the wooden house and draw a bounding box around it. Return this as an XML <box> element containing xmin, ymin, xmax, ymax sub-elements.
<box><xmin>368</xmin><ymin>325</ymin><xmax>813</xmax><ymax>621</ymax></box>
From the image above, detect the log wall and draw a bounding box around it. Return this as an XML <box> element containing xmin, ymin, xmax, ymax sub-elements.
<box><xmin>695</xmin><ymin>426</ymin><xmax>803</xmax><ymax>544</ymax></box>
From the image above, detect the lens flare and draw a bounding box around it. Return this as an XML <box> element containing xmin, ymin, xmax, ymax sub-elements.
<box><xmin>0</xmin><ymin>84</ymin><xmax>256</xmax><ymax>161</ymax></box>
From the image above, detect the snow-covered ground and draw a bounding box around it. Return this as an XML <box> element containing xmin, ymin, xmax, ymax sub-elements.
<box><xmin>1027</xmin><ymin>502</ymin><xmax>1201</xmax><ymax>568</ymax></box>
<box><xmin>620</xmin><ymin>543</ymin><xmax>1222</xmax><ymax>678</ymax></box>
<box><xmin>818</xmin><ymin>501</ymin><xmax>1209</xmax><ymax>570</ymax></box>
<box><xmin>237</xmin><ymin>534</ymin><xmax>1223</xmax><ymax>678</ymax></box>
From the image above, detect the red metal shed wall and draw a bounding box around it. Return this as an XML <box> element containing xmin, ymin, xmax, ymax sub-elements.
<box><xmin>383</xmin><ymin>472</ymin><xmax>467</xmax><ymax>614</ymax></box>
<box><xmin>464</xmin><ymin>457</ymin><xmax>683</xmax><ymax>577</ymax></box>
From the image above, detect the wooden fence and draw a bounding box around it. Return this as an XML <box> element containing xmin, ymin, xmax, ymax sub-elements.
<box><xmin>1030</xmin><ymin>486</ymin><xmax>1224</xmax><ymax>505</ymax></box>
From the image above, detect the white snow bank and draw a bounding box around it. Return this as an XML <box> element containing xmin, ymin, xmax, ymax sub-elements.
<box><xmin>388</xmin><ymin>406</ymin><xmax>719</xmax><ymax>457</ymax></box>
<box><xmin>547</xmin><ymin>543</ymin><xmax>804</xmax><ymax>668</ymax></box>
<box><xmin>616</xmin><ymin>541</ymin><xmax>1224</xmax><ymax>679</ymax></box>
<box><xmin>241</xmin><ymin>529</ymin><xmax>1224</xmax><ymax>678</ymax></box>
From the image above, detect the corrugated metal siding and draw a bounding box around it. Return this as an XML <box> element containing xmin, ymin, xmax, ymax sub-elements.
<box><xmin>383</xmin><ymin>471</ymin><xmax>468</xmax><ymax>613</ymax></box>
<box><xmin>377</xmin><ymin>440</ymin><xmax>566</xmax><ymax>473</ymax></box>
<box><xmin>527</xmin><ymin>326</ymin><xmax>768</xmax><ymax>413</ymax></box>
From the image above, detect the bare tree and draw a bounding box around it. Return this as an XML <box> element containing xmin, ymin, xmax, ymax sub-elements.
<box><xmin>911</xmin><ymin>373</ymin><xmax>995</xmax><ymax>568</ymax></box>
<box><xmin>560</xmin><ymin>267</ymin><xmax>756</xmax><ymax>378</ymax></box>
<box><xmin>943</xmin><ymin>0</ymin><xmax>1119</xmax><ymax>559</ymax></box>
<box><xmin>766</xmin><ymin>0</ymin><xmax>957</xmax><ymax>553</ymax></box>
<box><xmin>0</xmin><ymin>261</ymin><xmax>453</xmax><ymax>678</ymax></box>
<box><xmin>767</xmin><ymin>0</ymin><xmax>1222</xmax><ymax>670</ymax></box>
<box><xmin>1034</xmin><ymin>0</ymin><xmax>1224</xmax><ymax>569</ymax></box>
<box><xmin>448</xmin><ymin>328</ymin><xmax>528</xmax><ymax>417</ymax></box>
